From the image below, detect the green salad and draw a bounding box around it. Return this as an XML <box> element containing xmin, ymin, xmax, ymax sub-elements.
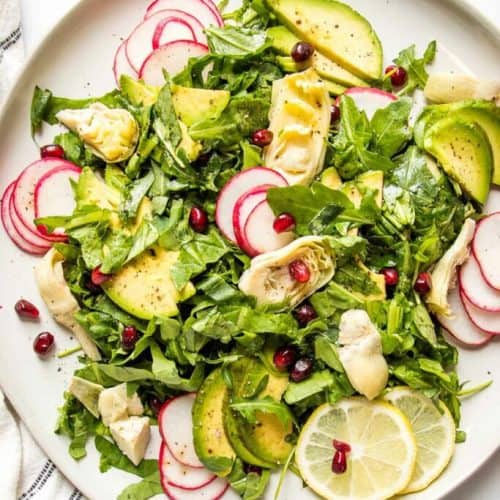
<box><xmin>21</xmin><ymin>0</ymin><xmax>500</xmax><ymax>499</ymax></box>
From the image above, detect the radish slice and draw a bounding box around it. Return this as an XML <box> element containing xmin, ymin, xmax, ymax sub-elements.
<box><xmin>216</xmin><ymin>167</ymin><xmax>288</xmax><ymax>244</ymax></box>
<box><xmin>461</xmin><ymin>288</ymin><xmax>500</xmax><ymax>335</ymax></box>
<box><xmin>161</xmin><ymin>476</ymin><xmax>229</xmax><ymax>500</ymax></box>
<box><xmin>158</xmin><ymin>393</ymin><xmax>203</xmax><ymax>468</ymax></box>
<box><xmin>459</xmin><ymin>255</ymin><xmax>500</xmax><ymax>312</ymax></box>
<box><xmin>113</xmin><ymin>40</ymin><xmax>137</xmax><ymax>87</ymax></box>
<box><xmin>159</xmin><ymin>442</ymin><xmax>216</xmax><ymax>490</ymax></box>
<box><xmin>126</xmin><ymin>10</ymin><xmax>205</xmax><ymax>72</ymax></box>
<box><xmin>139</xmin><ymin>40</ymin><xmax>209</xmax><ymax>86</ymax></box>
<box><xmin>341</xmin><ymin>87</ymin><xmax>397</xmax><ymax>119</ymax></box>
<box><xmin>243</xmin><ymin>201</ymin><xmax>295</xmax><ymax>256</ymax></box>
<box><xmin>437</xmin><ymin>286</ymin><xmax>492</xmax><ymax>347</ymax></box>
<box><xmin>233</xmin><ymin>185</ymin><xmax>273</xmax><ymax>254</ymax></box>
<box><xmin>1</xmin><ymin>183</ymin><xmax>49</xmax><ymax>255</ymax></box>
<box><xmin>11</xmin><ymin>159</ymin><xmax>72</xmax><ymax>243</ymax></box>
<box><xmin>145</xmin><ymin>0</ymin><xmax>223</xmax><ymax>28</ymax></box>
<box><xmin>152</xmin><ymin>18</ymin><xmax>196</xmax><ymax>50</ymax></box>
<box><xmin>472</xmin><ymin>212</ymin><xmax>500</xmax><ymax>290</ymax></box>
<box><xmin>34</xmin><ymin>164</ymin><xmax>81</xmax><ymax>235</ymax></box>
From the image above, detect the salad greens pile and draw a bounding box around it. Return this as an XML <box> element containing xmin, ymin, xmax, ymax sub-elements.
<box><xmin>28</xmin><ymin>1</ymin><xmax>481</xmax><ymax>498</ymax></box>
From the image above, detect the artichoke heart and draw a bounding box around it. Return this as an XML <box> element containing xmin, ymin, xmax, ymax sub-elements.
<box><xmin>56</xmin><ymin>103</ymin><xmax>139</xmax><ymax>163</ymax></box>
<box><xmin>239</xmin><ymin>236</ymin><xmax>335</xmax><ymax>308</ymax></box>
<box><xmin>264</xmin><ymin>68</ymin><xmax>331</xmax><ymax>186</ymax></box>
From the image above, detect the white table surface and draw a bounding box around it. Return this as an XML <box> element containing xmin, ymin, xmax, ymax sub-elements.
<box><xmin>18</xmin><ymin>0</ymin><xmax>500</xmax><ymax>499</ymax></box>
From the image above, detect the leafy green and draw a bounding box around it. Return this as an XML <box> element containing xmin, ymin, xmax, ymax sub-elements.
<box><xmin>230</xmin><ymin>395</ymin><xmax>295</xmax><ymax>427</ymax></box>
<box><xmin>206</xmin><ymin>26</ymin><xmax>269</xmax><ymax>56</ymax></box>
<box><xmin>117</xmin><ymin>471</ymin><xmax>163</xmax><ymax>500</ymax></box>
<box><xmin>284</xmin><ymin>371</ymin><xmax>335</xmax><ymax>405</ymax></box>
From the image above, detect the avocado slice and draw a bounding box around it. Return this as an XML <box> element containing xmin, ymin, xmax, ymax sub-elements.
<box><xmin>267</xmin><ymin>0</ymin><xmax>383</xmax><ymax>81</ymax></box>
<box><xmin>120</xmin><ymin>75</ymin><xmax>160</xmax><ymax>106</ymax></box>
<box><xmin>321</xmin><ymin>167</ymin><xmax>343</xmax><ymax>190</ymax></box>
<box><xmin>268</xmin><ymin>25</ymin><xmax>367</xmax><ymax>88</ymax></box>
<box><xmin>423</xmin><ymin>117</ymin><xmax>493</xmax><ymax>204</ymax></box>
<box><xmin>193</xmin><ymin>368</ymin><xmax>236</xmax><ymax>476</ymax></box>
<box><xmin>102</xmin><ymin>246</ymin><xmax>195</xmax><ymax>320</ymax></box>
<box><xmin>75</xmin><ymin>167</ymin><xmax>122</xmax><ymax>211</ymax></box>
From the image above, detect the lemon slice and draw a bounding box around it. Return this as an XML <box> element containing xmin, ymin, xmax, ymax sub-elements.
<box><xmin>296</xmin><ymin>397</ymin><xmax>417</xmax><ymax>500</ymax></box>
<box><xmin>384</xmin><ymin>387</ymin><xmax>455</xmax><ymax>493</ymax></box>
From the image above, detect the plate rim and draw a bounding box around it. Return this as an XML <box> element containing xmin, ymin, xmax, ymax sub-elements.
<box><xmin>1</xmin><ymin>0</ymin><xmax>499</xmax><ymax>498</ymax></box>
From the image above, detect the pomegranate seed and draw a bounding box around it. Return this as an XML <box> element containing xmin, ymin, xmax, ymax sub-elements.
<box><xmin>149</xmin><ymin>396</ymin><xmax>164</xmax><ymax>416</ymax></box>
<box><xmin>332</xmin><ymin>450</ymin><xmax>348</xmax><ymax>474</ymax></box>
<box><xmin>330</xmin><ymin>104</ymin><xmax>341</xmax><ymax>123</ymax></box>
<box><xmin>189</xmin><ymin>206</ymin><xmax>209</xmax><ymax>233</ymax></box>
<box><xmin>289</xmin><ymin>260</ymin><xmax>311</xmax><ymax>283</ymax></box>
<box><xmin>273</xmin><ymin>345</ymin><xmax>298</xmax><ymax>371</ymax></box>
<box><xmin>385</xmin><ymin>65</ymin><xmax>408</xmax><ymax>87</ymax></box>
<box><xmin>251</xmin><ymin>129</ymin><xmax>273</xmax><ymax>147</ymax></box>
<box><xmin>33</xmin><ymin>332</ymin><xmax>54</xmax><ymax>355</ymax></box>
<box><xmin>293</xmin><ymin>303</ymin><xmax>317</xmax><ymax>327</ymax></box>
<box><xmin>291</xmin><ymin>41</ymin><xmax>314</xmax><ymax>62</ymax></box>
<box><xmin>85</xmin><ymin>279</ymin><xmax>102</xmax><ymax>294</ymax></box>
<box><xmin>121</xmin><ymin>326</ymin><xmax>139</xmax><ymax>351</ymax></box>
<box><xmin>244</xmin><ymin>464</ymin><xmax>262</xmax><ymax>475</ymax></box>
<box><xmin>15</xmin><ymin>299</ymin><xmax>40</xmax><ymax>320</ymax></box>
<box><xmin>382</xmin><ymin>268</ymin><xmax>399</xmax><ymax>287</ymax></box>
<box><xmin>91</xmin><ymin>266</ymin><xmax>112</xmax><ymax>286</ymax></box>
<box><xmin>333</xmin><ymin>440</ymin><xmax>351</xmax><ymax>453</ymax></box>
<box><xmin>290</xmin><ymin>357</ymin><xmax>313</xmax><ymax>382</ymax></box>
<box><xmin>273</xmin><ymin>213</ymin><xmax>296</xmax><ymax>233</ymax></box>
<box><xmin>40</xmin><ymin>144</ymin><xmax>65</xmax><ymax>159</ymax></box>
<box><xmin>414</xmin><ymin>272</ymin><xmax>432</xmax><ymax>295</ymax></box>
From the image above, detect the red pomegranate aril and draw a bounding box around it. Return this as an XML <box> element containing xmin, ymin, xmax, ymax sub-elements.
<box><xmin>290</xmin><ymin>357</ymin><xmax>313</xmax><ymax>382</ymax></box>
<box><xmin>332</xmin><ymin>450</ymin><xmax>348</xmax><ymax>474</ymax></box>
<box><xmin>15</xmin><ymin>299</ymin><xmax>40</xmax><ymax>320</ymax></box>
<box><xmin>333</xmin><ymin>439</ymin><xmax>351</xmax><ymax>453</ymax></box>
<box><xmin>330</xmin><ymin>104</ymin><xmax>341</xmax><ymax>124</ymax></box>
<box><xmin>149</xmin><ymin>396</ymin><xmax>164</xmax><ymax>416</ymax></box>
<box><xmin>122</xmin><ymin>326</ymin><xmax>139</xmax><ymax>351</ymax></box>
<box><xmin>189</xmin><ymin>206</ymin><xmax>209</xmax><ymax>233</ymax></box>
<box><xmin>414</xmin><ymin>272</ymin><xmax>432</xmax><ymax>295</ymax></box>
<box><xmin>382</xmin><ymin>268</ymin><xmax>399</xmax><ymax>287</ymax></box>
<box><xmin>291</xmin><ymin>41</ymin><xmax>314</xmax><ymax>62</ymax></box>
<box><xmin>273</xmin><ymin>213</ymin><xmax>296</xmax><ymax>233</ymax></box>
<box><xmin>251</xmin><ymin>129</ymin><xmax>273</xmax><ymax>147</ymax></box>
<box><xmin>33</xmin><ymin>332</ymin><xmax>54</xmax><ymax>355</ymax></box>
<box><xmin>91</xmin><ymin>266</ymin><xmax>112</xmax><ymax>286</ymax></box>
<box><xmin>385</xmin><ymin>65</ymin><xmax>408</xmax><ymax>87</ymax></box>
<box><xmin>289</xmin><ymin>260</ymin><xmax>311</xmax><ymax>283</ymax></box>
<box><xmin>40</xmin><ymin>144</ymin><xmax>65</xmax><ymax>159</ymax></box>
<box><xmin>294</xmin><ymin>303</ymin><xmax>317</xmax><ymax>327</ymax></box>
<box><xmin>273</xmin><ymin>345</ymin><xmax>298</xmax><ymax>371</ymax></box>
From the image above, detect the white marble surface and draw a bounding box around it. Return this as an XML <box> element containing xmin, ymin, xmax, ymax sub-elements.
<box><xmin>17</xmin><ymin>0</ymin><xmax>500</xmax><ymax>499</ymax></box>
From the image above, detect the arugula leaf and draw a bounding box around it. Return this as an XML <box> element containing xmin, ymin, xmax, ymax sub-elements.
<box><xmin>230</xmin><ymin>395</ymin><xmax>295</xmax><ymax>427</ymax></box>
<box><xmin>153</xmin><ymin>79</ymin><xmax>182</xmax><ymax>148</ymax></box>
<box><xmin>206</xmin><ymin>26</ymin><xmax>269</xmax><ymax>56</ymax></box>
<box><xmin>31</xmin><ymin>86</ymin><xmax>52</xmax><ymax>136</ymax></box>
<box><xmin>123</xmin><ymin>171</ymin><xmax>154</xmax><ymax>218</ymax></box>
<box><xmin>117</xmin><ymin>471</ymin><xmax>163</xmax><ymax>500</ymax></box>
<box><xmin>284</xmin><ymin>370</ymin><xmax>335</xmax><ymax>404</ymax></box>
<box><xmin>314</xmin><ymin>336</ymin><xmax>344</xmax><ymax>373</ymax></box>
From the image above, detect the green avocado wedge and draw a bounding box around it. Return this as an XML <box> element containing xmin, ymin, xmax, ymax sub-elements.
<box><xmin>192</xmin><ymin>368</ymin><xmax>236</xmax><ymax>476</ymax></box>
<box><xmin>266</xmin><ymin>0</ymin><xmax>383</xmax><ymax>81</ymax></box>
<box><xmin>423</xmin><ymin>117</ymin><xmax>493</xmax><ymax>204</ymax></box>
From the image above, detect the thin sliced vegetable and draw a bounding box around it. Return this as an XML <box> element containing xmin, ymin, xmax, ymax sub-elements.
<box><xmin>113</xmin><ymin>40</ymin><xmax>137</xmax><ymax>87</ymax></box>
<box><xmin>152</xmin><ymin>18</ymin><xmax>197</xmax><ymax>50</ymax></box>
<box><xmin>341</xmin><ymin>87</ymin><xmax>397</xmax><ymax>119</ymax></box>
<box><xmin>145</xmin><ymin>0</ymin><xmax>223</xmax><ymax>28</ymax></box>
<box><xmin>461</xmin><ymin>288</ymin><xmax>500</xmax><ymax>335</ymax></box>
<box><xmin>472</xmin><ymin>212</ymin><xmax>500</xmax><ymax>290</ymax></box>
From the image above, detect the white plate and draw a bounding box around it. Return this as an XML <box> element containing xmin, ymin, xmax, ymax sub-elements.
<box><xmin>0</xmin><ymin>0</ymin><xmax>499</xmax><ymax>499</ymax></box>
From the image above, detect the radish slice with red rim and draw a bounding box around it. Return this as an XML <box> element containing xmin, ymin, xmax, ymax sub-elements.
<box><xmin>472</xmin><ymin>212</ymin><xmax>500</xmax><ymax>291</ymax></box>
<box><xmin>340</xmin><ymin>87</ymin><xmax>397</xmax><ymax>119</ymax></box>
<box><xmin>11</xmin><ymin>159</ymin><xmax>72</xmax><ymax>243</ymax></box>
<box><xmin>1</xmin><ymin>183</ymin><xmax>49</xmax><ymax>255</ymax></box>
<box><xmin>158</xmin><ymin>393</ymin><xmax>203</xmax><ymax>468</ymax></box>
<box><xmin>161</xmin><ymin>476</ymin><xmax>230</xmax><ymax>500</ymax></box>
<box><xmin>126</xmin><ymin>10</ymin><xmax>205</xmax><ymax>72</ymax></box>
<box><xmin>34</xmin><ymin>164</ymin><xmax>81</xmax><ymax>235</ymax></box>
<box><xmin>145</xmin><ymin>0</ymin><xmax>223</xmax><ymax>27</ymax></box>
<box><xmin>459</xmin><ymin>255</ymin><xmax>500</xmax><ymax>312</ymax></box>
<box><xmin>460</xmin><ymin>287</ymin><xmax>500</xmax><ymax>335</ymax></box>
<box><xmin>159</xmin><ymin>442</ymin><xmax>216</xmax><ymax>490</ymax></box>
<box><xmin>437</xmin><ymin>286</ymin><xmax>492</xmax><ymax>347</ymax></box>
<box><xmin>244</xmin><ymin>201</ymin><xmax>295</xmax><ymax>257</ymax></box>
<box><xmin>215</xmin><ymin>167</ymin><xmax>288</xmax><ymax>244</ymax></box>
<box><xmin>113</xmin><ymin>40</ymin><xmax>137</xmax><ymax>88</ymax></box>
<box><xmin>152</xmin><ymin>18</ymin><xmax>196</xmax><ymax>50</ymax></box>
<box><xmin>139</xmin><ymin>40</ymin><xmax>208</xmax><ymax>86</ymax></box>
<box><xmin>233</xmin><ymin>184</ymin><xmax>273</xmax><ymax>254</ymax></box>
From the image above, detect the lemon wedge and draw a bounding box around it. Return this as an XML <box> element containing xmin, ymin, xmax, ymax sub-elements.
<box><xmin>295</xmin><ymin>397</ymin><xmax>417</xmax><ymax>500</ymax></box>
<box><xmin>384</xmin><ymin>387</ymin><xmax>455</xmax><ymax>493</ymax></box>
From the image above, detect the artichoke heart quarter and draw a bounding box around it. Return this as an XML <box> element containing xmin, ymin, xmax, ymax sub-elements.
<box><xmin>56</xmin><ymin>103</ymin><xmax>139</xmax><ymax>163</ymax></box>
<box><xmin>239</xmin><ymin>236</ymin><xmax>335</xmax><ymax>308</ymax></box>
<box><xmin>264</xmin><ymin>69</ymin><xmax>331</xmax><ymax>186</ymax></box>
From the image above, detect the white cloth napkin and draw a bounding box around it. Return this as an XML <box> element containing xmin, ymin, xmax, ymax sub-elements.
<box><xmin>0</xmin><ymin>1</ymin><xmax>82</xmax><ymax>498</ymax></box>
